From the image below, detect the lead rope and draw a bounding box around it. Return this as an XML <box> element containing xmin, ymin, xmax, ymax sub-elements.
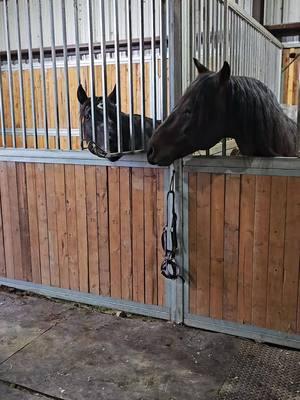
<box><xmin>161</xmin><ymin>171</ymin><xmax>184</xmax><ymax>282</ymax></box>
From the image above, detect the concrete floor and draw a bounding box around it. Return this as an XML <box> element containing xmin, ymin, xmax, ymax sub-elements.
<box><xmin>0</xmin><ymin>287</ymin><xmax>298</xmax><ymax>400</ymax></box>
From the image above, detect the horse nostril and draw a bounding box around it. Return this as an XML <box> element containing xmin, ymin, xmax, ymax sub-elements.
<box><xmin>147</xmin><ymin>145</ymin><xmax>155</xmax><ymax>162</ymax></box>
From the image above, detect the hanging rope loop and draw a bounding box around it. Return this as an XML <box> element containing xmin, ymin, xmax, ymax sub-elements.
<box><xmin>160</xmin><ymin>171</ymin><xmax>184</xmax><ymax>281</ymax></box>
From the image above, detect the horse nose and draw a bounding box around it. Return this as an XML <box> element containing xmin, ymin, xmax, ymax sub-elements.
<box><xmin>147</xmin><ymin>145</ymin><xmax>156</xmax><ymax>164</ymax></box>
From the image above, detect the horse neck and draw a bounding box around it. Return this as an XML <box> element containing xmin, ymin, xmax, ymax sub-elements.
<box><xmin>227</xmin><ymin>77</ymin><xmax>297</xmax><ymax>156</ymax></box>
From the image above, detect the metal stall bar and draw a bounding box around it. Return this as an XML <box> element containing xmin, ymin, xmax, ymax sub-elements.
<box><xmin>38</xmin><ymin>0</ymin><xmax>49</xmax><ymax>149</ymax></box>
<box><xmin>26</xmin><ymin>0</ymin><xmax>37</xmax><ymax>148</ymax></box>
<box><xmin>126</xmin><ymin>0</ymin><xmax>135</xmax><ymax>151</ymax></box>
<box><xmin>74</xmin><ymin>0</ymin><xmax>82</xmax><ymax>148</ymax></box>
<box><xmin>151</xmin><ymin>0</ymin><xmax>157</xmax><ymax>130</ymax></box>
<box><xmin>203</xmin><ymin>0</ymin><xmax>208</xmax><ymax>67</ymax></box>
<box><xmin>211</xmin><ymin>0</ymin><xmax>216</xmax><ymax>71</ymax></box>
<box><xmin>3</xmin><ymin>0</ymin><xmax>16</xmax><ymax>147</ymax></box>
<box><xmin>297</xmin><ymin>77</ymin><xmax>300</xmax><ymax>157</ymax></box>
<box><xmin>139</xmin><ymin>0</ymin><xmax>146</xmax><ymax>149</ymax></box>
<box><xmin>160</xmin><ymin>0</ymin><xmax>168</xmax><ymax>121</ymax></box>
<box><xmin>0</xmin><ymin>62</ymin><xmax>6</xmax><ymax>147</ymax></box>
<box><xmin>222</xmin><ymin>0</ymin><xmax>228</xmax><ymax>155</ymax></box>
<box><xmin>168</xmin><ymin>0</ymin><xmax>184</xmax><ymax>324</ymax></box>
<box><xmin>205</xmin><ymin>0</ymin><xmax>210</xmax><ymax>155</ymax></box>
<box><xmin>113</xmin><ymin>0</ymin><xmax>123</xmax><ymax>153</ymax></box>
<box><xmin>15</xmin><ymin>0</ymin><xmax>27</xmax><ymax>148</ymax></box>
<box><xmin>50</xmin><ymin>0</ymin><xmax>60</xmax><ymax>150</ymax></box>
<box><xmin>215</xmin><ymin>0</ymin><xmax>219</xmax><ymax>70</ymax></box>
<box><xmin>198</xmin><ymin>0</ymin><xmax>203</xmax><ymax>64</ymax></box>
<box><xmin>61</xmin><ymin>0</ymin><xmax>72</xmax><ymax>150</ymax></box>
<box><xmin>99</xmin><ymin>0</ymin><xmax>109</xmax><ymax>153</ymax></box>
<box><xmin>87</xmin><ymin>0</ymin><xmax>96</xmax><ymax>144</ymax></box>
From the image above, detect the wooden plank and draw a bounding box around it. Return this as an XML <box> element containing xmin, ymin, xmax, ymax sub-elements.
<box><xmin>209</xmin><ymin>174</ymin><xmax>225</xmax><ymax>319</ymax></box>
<box><xmin>237</xmin><ymin>175</ymin><xmax>256</xmax><ymax>324</ymax></box>
<box><xmin>266</xmin><ymin>176</ymin><xmax>287</xmax><ymax>330</ymax></box>
<box><xmin>0</xmin><ymin>184</ymin><xmax>6</xmax><ymax>277</ymax></box>
<box><xmin>45</xmin><ymin>164</ymin><xmax>60</xmax><ymax>287</ymax></box>
<box><xmin>75</xmin><ymin>165</ymin><xmax>89</xmax><ymax>293</ymax></box>
<box><xmin>54</xmin><ymin>164</ymin><xmax>69</xmax><ymax>289</ymax></box>
<box><xmin>6</xmin><ymin>162</ymin><xmax>23</xmax><ymax>280</ymax></box>
<box><xmin>108</xmin><ymin>167</ymin><xmax>121</xmax><ymax>298</ymax></box>
<box><xmin>65</xmin><ymin>165</ymin><xmax>79</xmax><ymax>291</ymax></box>
<box><xmin>0</xmin><ymin>163</ymin><xmax>14</xmax><ymax>279</ymax></box>
<box><xmin>132</xmin><ymin>168</ymin><xmax>145</xmax><ymax>303</ymax></box>
<box><xmin>25</xmin><ymin>163</ymin><xmax>41</xmax><ymax>283</ymax></box>
<box><xmin>196</xmin><ymin>173</ymin><xmax>211</xmax><ymax>316</ymax></box>
<box><xmin>96</xmin><ymin>166</ymin><xmax>110</xmax><ymax>296</ymax></box>
<box><xmin>252</xmin><ymin>176</ymin><xmax>271</xmax><ymax>328</ymax></box>
<box><xmin>35</xmin><ymin>164</ymin><xmax>50</xmax><ymax>285</ymax></box>
<box><xmin>119</xmin><ymin>167</ymin><xmax>133</xmax><ymax>300</ymax></box>
<box><xmin>85</xmin><ymin>165</ymin><xmax>100</xmax><ymax>294</ymax></box>
<box><xmin>223</xmin><ymin>174</ymin><xmax>240</xmax><ymax>321</ymax></box>
<box><xmin>144</xmin><ymin>168</ymin><xmax>158</xmax><ymax>305</ymax></box>
<box><xmin>188</xmin><ymin>173</ymin><xmax>198</xmax><ymax>314</ymax></box>
<box><xmin>156</xmin><ymin>169</ymin><xmax>165</xmax><ymax>307</ymax></box>
<box><xmin>16</xmin><ymin>163</ymin><xmax>32</xmax><ymax>282</ymax></box>
<box><xmin>282</xmin><ymin>177</ymin><xmax>300</xmax><ymax>333</ymax></box>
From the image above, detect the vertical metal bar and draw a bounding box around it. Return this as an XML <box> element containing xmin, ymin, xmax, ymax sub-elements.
<box><xmin>139</xmin><ymin>0</ymin><xmax>145</xmax><ymax>148</ymax></box>
<box><xmin>160</xmin><ymin>0</ymin><xmax>168</xmax><ymax>121</ymax></box>
<box><xmin>215</xmin><ymin>0</ymin><xmax>219</xmax><ymax>70</ymax></box>
<box><xmin>205</xmin><ymin>0</ymin><xmax>210</xmax><ymax>69</ymax></box>
<box><xmin>87</xmin><ymin>0</ymin><xmax>96</xmax><ymax>144</ymax></box>
<box><xmin>126</xmin><ymin>0</ymin><xmax>134</xmax><ymax>151</ymax></box>
<box><xmin>50</xmin><ymin>0</ymin><xmax>60</xmax><ymax>150</ymax></box>
<box><xmin>61</xmin><ymin>0</ymin><xmax>72</xmax><ymax>150</ymax></box>
<box><xmin>219</xmin><ymin>0</ymin><xmax>223</xmax><ymax>69</ymax></box>
<box><xmin>26</xmin><ymin>0</ymin><xmax>37</xmax><ymax>148</ymax></box>
<box><xmin>151</xmin><ymin>0</ymin><xmax>157</xmax><ymax>130</ymax></box>
<box><xmin>100</xmin><ymin>0</ymin><xmax>109</xmax><ymax>153</ymax></box>
<box><xmin>0</xmin><ymin>61</ymin><xmax>6</xmax><ymax>147</ymax></box>
<box><xmin>15</xmin><ymin>0</ymin><xmax>26</xmax><ymax>148</ymax></box>
<box><xmin>168</xmin><ymin>0</ymin><xmax>183</xmax><ymax>324</ymax></box>
<box><xmin>297</xmin><ymin>72</ymin><xmax>300</xmax><ymax>157</ymax></box>
<box><xmin>3</xmin><ymin>0</ymin><xmax>16</xmax><ymax>147</ymax></box>
<box><xmin>238</xmin><ymin>17</ymin><xmax>242</xmax><ymax>75</ymax></box>
<box><xmin>228</xmin><ymin>11</ymin><xmax>232</xmax><ymax>68</ymax></box>
<box><xmin>211</xmin><ymin>0</ymin><xmax>216</xmax><ymax>71</ymax></box>
<box><xmin>38</xmin><ymin>0</ymin><xmax>49</xmax><ymax>149</ymax></box>
<box><xmin>113</xmin><ymin>0</ymin><xmax>122</xmax><ymax>153</ymax></box>
<box><xmin>74</xmin><ymin>0</ymin><xmax>82</xmax><ymax>149</ymax></box>
<box><xmin>222</xmin><ymin>0</ymin><xmax>228</xmax><ymax>155</ymax></box>
<box><xmin>198</xmin><ymin>0</ymin><xmax>203</xmax><ymax>63</ymax></box>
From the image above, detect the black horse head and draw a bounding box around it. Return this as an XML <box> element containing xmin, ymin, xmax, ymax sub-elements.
<box><xmin>78</xmin><ymin>84</ymin><xmax>160</xmax><ymax>161</ymax></box>
<box><xmin>147</xmin><ymin>59</ymin><xmax>296</xmax><ymax>166</ymax></box>
<box><xmin>77</xmin><ymin>84</ymin><xmax>122</xmax><ymax>161</ymax></box>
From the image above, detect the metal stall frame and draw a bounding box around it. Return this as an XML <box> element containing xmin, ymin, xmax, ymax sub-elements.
<box><xmin>182</xmin><ymin>156</ymin><xmax>300</xmax><ymax>349</ymax></box>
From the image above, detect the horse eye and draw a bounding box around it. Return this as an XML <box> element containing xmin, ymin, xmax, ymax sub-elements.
<box><xmin>184</xmin><ymin>109</ymin><xmax>192</xmax><ymax>116</ymax></box>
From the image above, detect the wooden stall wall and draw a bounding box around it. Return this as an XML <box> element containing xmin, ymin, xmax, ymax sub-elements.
<box><xmin>0</xmin><ymin>60</ymin><xmax>156</xmax><ymax>149</ymax></box>
<box><xmin>0</xmin><ymin>161</ymin><xmax>165</xmax><ymax>306</ymax></box>
<box><xmin>188</xmin><ymin>172</ymin><xmax>300</xmax><ymax>334</ymax></box>
<box><xmin>282</xmin><ymin>47</ymin><xmax>299</xmax><ymax>106</ymax></box>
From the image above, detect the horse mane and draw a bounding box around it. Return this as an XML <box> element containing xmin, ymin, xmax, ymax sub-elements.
<box><xmin>228</xmin><ymin>77</ymin><xmax>297</xmax><ymax>156</ymax></box>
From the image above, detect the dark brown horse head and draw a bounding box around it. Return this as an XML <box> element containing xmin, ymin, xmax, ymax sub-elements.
<box><xmin>147</xmin><ymin>60</ymin><xmax>231</xmax><ymax>166</ymax></box>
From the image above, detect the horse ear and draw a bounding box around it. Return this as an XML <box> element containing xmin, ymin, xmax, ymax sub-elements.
<box><xmin>77</xmin><ymin>84</ymin><xmax>88</xmax><ymax>104</ymax></box>
<box><xmin>218</xmin><ymin>61</ymin><xmax>231</xmax><ymax>85</ymax></box>
<box><xmin>108</xmin><ymin>85</ymin><xmax>117</xmax><ymax>103</ymax></box>
<box><xmin>193</xmin><ymin>58</ymin><xmax>209</xmax><ymax>74</ymax></box>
